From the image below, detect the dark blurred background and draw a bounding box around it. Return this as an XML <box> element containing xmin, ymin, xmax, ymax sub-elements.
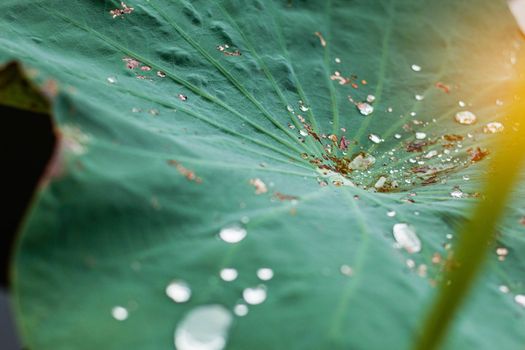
<box><xmin>1</xmin><ymin>104</ymin><xmax>55</xmax><ymax>350</ymax></box>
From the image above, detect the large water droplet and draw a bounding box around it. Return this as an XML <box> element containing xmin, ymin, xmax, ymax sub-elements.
<box><xmin>368</xmin><ymin>134</ymin><xmax>382</xmax><ymax>144</ymax></box>
<box><xmin>256</xmin><ymin>268</ymin><xmax>274</xmax><ymax>281</ymax></box>
<box><xmin>220</xmin><ymin>268</ymin><xmax>238</xmax><ymax>282</ymax></box>
<box><xmin>219</xmin><ymin>224</ymin><xmax>247</xmax><ymax>244</ymax></box>
<box><xmin>392</xmin><ymin>223</ymin><xmax>421</xmax><ymax>253</ymax></box>
<box><xmin>455</xmin><ymin>111</ymin><xmax>477</xmax><ymax>125</ymax></box>
<box><xmin>483</xmin><ymin>122</ymin><xmax>504</xmax><ymax>134</ymax></box>
<box><xmin>111</xmin><ymin>306</ymin><xmax>129</xmax><ymax>321</ymax></box>
<box><xmin>166</xmin><ymin>280</ymin><xmax>192</xmax><ymax>303</ymax></box>
<box><xmin>243</xmin><ymin>286</ymin><xmax>267</xmax><ymax>305</ymax></box>
<box><xmin>357</xmin><ymin>102</ymin><xmax>374</xmax><ymax>116</ymax></box>
<box><xmin>174</xmin><ymin>305</ymin><xmax>232</xmax><ymax>350</ymax></box>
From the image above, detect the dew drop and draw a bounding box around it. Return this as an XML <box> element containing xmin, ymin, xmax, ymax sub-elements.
<box><xmin>458</xmin><ymin>101</ymin><xmax>466</xmax><ymax>107</ymax></box>
<box><xmin>394</xmin><ymin>134</ymin><xmax>402</xmax><ymax>139</ymax></box>
<box><xmin>340</xmin><ymin>264</ymin><xmax>353</xmax><ymax>276</ymax></box>
<box><xmin>368</xmin><ymin>134</ymin><xmax>383</xmax><ymax>144</ymax></box>
<box><xmin>450</xmin><ymin>187</ymin><xmax>464</xmax><ymax>199</ymax></box>
<box><xmin>107</xmin><ymin>76</ymin><xmax>117</xmax><ymax>84</ymax></box>
<box><xmin>220</xmin><ymin>268</ymin><xmax>238</xmax><ymax>282</ymax></box>
<box><xmin>111</xmin><ymin>306</ymin><xmax>129</xmax><ymax>321</ymax></box>
<box><xmin>299</xmin><ymin>130</ymin><xmax>308</xmax><ymax>137</ymax></box>
<box><xmin>166</xmin><ymin>280</ymin><xmax>192</xmax><ymax>303</ymax></box>
<box><xmin>463</xmin><ymin>175</ymin><xmax>470</xmax><ymax>181</ymax></box>
<box><xmin>387</xmin><ymin>210</ymin><xmax>397</xmax><ymax>217</ymax></box>
<box><xmin>219</xmin><ymin>224</ymin><xmax>247</xmax><ymax>244</ymax></box>
<box><xmin>499</xmin><ymin>285</ymin><xmax>510</xmax><ymax>293</ymax></box>
<box><xmin>243</xmin><ymin>286</ymin><xmax>267</xmax><ymax>305</ymax></box>
<box><xmin>455</xmin><ymin>111</ymin><xmax>477</xmax><ymax>125</ymax></box>
<box><xmin>357</xmin><ymin>102</ymin><xmax>374</xmax><ymax>116</ymax></box>
<box><xmin>392</xmin><ymin>223</ymin><xmax>421</xmax><ymax>253</ymax></box>
<box><xmin>233</xmin><ymin>303</ymin><xmax>249</xmax><ymax>317</ymax></box>
<box><xmin>411</xmin><ymin>64</ymin><xmax>422</xmax><ymax>72</ymax></box>
<box><xmin>256</xmin><ymin>268</ymin><xmax>274</xmax><ymax>281</ymax></box>
<box><xmin>174</xmin><ymin>305</ymin><xmax>232</xmax><ymax>350</ymax></box>
<box><xmin>483</xmin><ymin>122</ymin><xmax>504</xmax><ymax>134</ymax></box>
<box><xmin>424</xmin><ymin>150</ymin><xmax>438</xmax><ymax>159</ymax></box>
<box><xmin>415</xmin><ymin>132</ymin><xmax>427</xmax><ymax>140</ymax></box>
<box><xmin>515</xmin><ymin>295</ymin><xmax>525</xmax><ymax>307</ymax></box>
<box><xmin>366</xmin><ymin>95</ymin><xmax>376</xmax><ymax>103</ymax></box>
<box><xmin>415</xmin><ymin>94</ymin><xmax>424</xmax><ymax>101</ymax></box>
<box><xmin>286</xmin><ymin>105</ymin><xmax>294</xmax><ymax>113</ymax></box>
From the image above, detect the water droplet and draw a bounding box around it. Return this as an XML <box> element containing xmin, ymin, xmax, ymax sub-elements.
<box><xmin>219</xmin><ymin>225</ymin><xmax>247</xmax><ymax>244</ymax></box>
<box><xmin>483</xmin><ymin>122</ymin><xmax>504</xmax><ymax>134</ymax></box>
<box><xmin>387</xmin><ymin>210</ymin><xmax>397</xmax><ymax>217</ymax></box>
<box><xmin>286</xmin><ymin>105</ymin><xmax>294</xmax><ymax>113</ymax></box>
<box><xmin>335</xmin><ymin>57</ymin><xmax>341</xmax><ymax>63</ymax></box>
<box><xmin>220</xmin><ymin>268</ymin><xmax>238</xmax><ymax>282</ymax></box>
<box><xmin>424</xmin><ymin>150</ymin><xmax>438</xmax><ymax>159</ymax></box>
<box><xmin>348</xmin><ymin>153</ymin><xmax>376</xmax><ymax>171</ymax></box>
<box><xmin>111</xmin><ymin>306</ymin><xmax>129</xmax><ymax>321</ymax></box>
<box><xmin>415</xmin><ymin>94</ymin><xmax>424</xmax><ymax>101</ymax></box>
<box><xmin>299</xmin><ymin>130</ymin><xmax>308</xmax><ymax>137</ymax></box>
<box><xmin>243</xmin><ymin>286</ymin><xmax>267</xmax><ymax>305</ymax></box>
<box><xmin>394</xmin><ymin>133</ymin><xmax>402</xmax><ymax>139</ymax></box>
<box><xmin>174</xmin><ymin>305</ymin><xmax>232</xmax><ymax>350</ymax></box>
<box><xmin>515</xmin><ymin>295</ymin><xmax>525</xmax><ymax>307</ymax></box>
<box><xmin>458</xmin><ymin>101</ymin><xmax>466</xmax><ymax>107</ymax></box>
<box><xmin>357</xmin><ymin>102</ymin><xmax>374</xmax><ymax>116</ymax></box>
<box><xmin>415</xmin><ymin>132</ymin><xmax>426</xmax><ymax>140</ymax></box>
<box><xmin>233</xmin><ymin>303</ymin><xmax>249</xmax><ymax>317</ymax></box>
<box><xmin>107</xmin><ymin>76</ymin><xmax>117</xmax><ymax>84</ymax></box>
<box><xmin>450</xmin><ymin>187</ymin><xmax>464</xmax><ymax>199</ymax></box>
<box><xmin>368</xmin><ymin>134</ymin><xmax>382</xmax><ymax>144</ymax></box>
<box><xmin>455</xmin><ymin>111</ymin><xmax>477</xmax><ymax>125</ymax></box>
<box><xmin>411</xmin><ymin>64</ymin><xmax>422</xmax><ymax>72</ymax></box>
<box><xmin>157</xmin><ymin>71</ymin><xmax>166</xmax><ymax>78</ymax></box>
<box><xmin>166</xmin><ymin>280</ymin><xmax>192</xmax><ymax>303</ymax></box>
<box><xmin>499</xmin><ymin>285</ymin><xmax>510</xmax><ymax>293</ymax></box>
<box><xmin>340</xmin><ymin>264</ymin><xmax>353</xmax><ymax>276</ymax></box>
<box><xmin>366</xmin><ymin>95</ymin><xmax>376</xmax><ymax>103</ymax></box>
<box><xmin>392</xmin><ymin>223</ymin><xmax>421</xmax><ymax>253</ymax></box>
<box><xmin>256</xmin><ymin>268</ymin><xmax>274</xmax><ymax>281</ymax></box>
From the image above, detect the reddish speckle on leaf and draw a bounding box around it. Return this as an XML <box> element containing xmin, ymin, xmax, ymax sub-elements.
<box><xmin>110</xmin><ymin>2</ymin><xmax>134</xmax><ymax>18</ymax></box>
<box><xmin>468</xmin><ymin>147</ymin><xmax>490</xmax><ymax>162</ymax></box>
<box><xmin>167</xmin><ymin>160</ymin><xmax>202</xmax><ymax>183</ymax></box>
<box><xmin>435</xmin><ymin>82</ymin><xmax>451</xmax><ymax>93</ymax></box>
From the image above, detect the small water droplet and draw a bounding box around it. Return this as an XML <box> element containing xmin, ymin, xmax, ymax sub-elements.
<box><xmin>458</xmin><ymin>101</ymin><xmax>466</xmax><ymax>107</ymax></box>
<box><xmin>286</xmin><ymin>105</ymin><xmax>294</xmax><ymax>113</ymax></box>
<box><xmin>357</xmin><ymin>102</ymin><xmax>374</xmax><ymax>116</ymax></box>
<box><xmin>455</xmin><ymin>111</ymin><xmax>477</xmax><ymax>125</ymax></box>
<box><xmin>299</xmin><ymin>130</ymin><xmax>308</xmax><ymax>137</ymax></box>
<box><xmin>450</xmin><ymin>187</ymin><xmax>464</xmax><ymax>199</ymax></box>
<box><xmin>415</xmin><ymin>94</ymin><xmax>424</xmax><ymax>101</ymax></box>
<box><xmin>499</xmin><ymin>285</ymin><xmax>510</xmax><ymax>293</ymax></box>
<box><xmin>340</xmin><ymin>264</ymin><xmax>353</xmax><ymax>276</ymax></box>
<box><xmin>515</xmin><ymin>294</ymin><xmax>525</xmax><ymax>307</ymax></box>
<box><xmin>111</xmin><ymin>306</ymin><xmax>129</xmax><ymax>321</ymax></box>
<box><xmin>415</xmin><ymin>132</ymin><xmax>426</xmax><ymax>140</ymax></box>
<box><xmin>219</xmin><ymin>224</ymin><xmax>247</xmax><ymax>244</ymax></box>
<box><xmin>366</xmin><ymin>95</ymin><xmax>376</xmax><ymax>103</ymax></box>
<box><xmin>392</xmin><ymin>223</ymin><xmax>421</xmax><ymax>254</ymax></box>
<box><xmin>107</xmin><ymin>76</ymin><xmax>117</xmax><ymax>84</ymax></box>
<box><xmin>233</xmin><ymin>303</ymin><xmax>249</xmax><ymax>317</ymax></box>
<box><xmin>424</xmin><ymin>150</ymin><xmax>438</xmax><ymax>159</ymax></box>
<box><xmin>411</xmin><ymin>64</ymin><xmax>422</xmax><ymax>72</ymax></box>
<box><xmin>387</xmin><ymin>210</ymin><xmax>396</xmax><ymax>217</ymax></box>
<box><xmin>174</xmin><ymin>305</ymin><xmax>232</xmax><ymax>350</ymax></box>
<box><xmin>483</xmin><ymin>122</ymin><xmax>504</xmax><ymax>134</ymax></box>
<box><xmin>462</xmin><ymin>175</ymin><xmax>470</xmax><ymax>181</ymax></box>
<box><xmin>256</xmin><ymin>268</ymin><xmax>274</xmax><ymax>281</ymax></box>
<box><xmin>220</xmin><ymin>268</ymin><xmax>238</xmax><ymax>282</ymax></box>
<box><xmin>243</xmin><ymin>286</ymin><xmax>267</xmax><ymax>305</ymax></box>
<box><xmin>166</xmin><ymin>280</ymin><xmax>192</xmax><ymax>303</ymax></box>
<box><xmin>368</xmin><ymin>134</ymin><xmax>382</xmax><ymax>144</ymax></box>
<box><xmin>394</xmin><ymin>133</ymin><xmax>402</xmax><ymax>139</ymax></box>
